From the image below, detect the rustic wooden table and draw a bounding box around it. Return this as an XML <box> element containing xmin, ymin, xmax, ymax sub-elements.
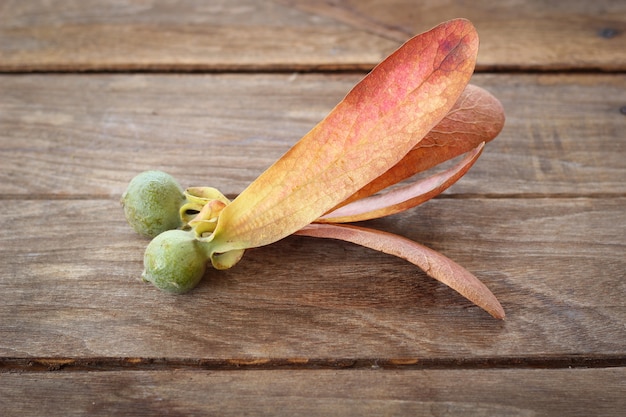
<box><xmin>1</xmin><ymin>1</ymin><xmax>625</xmax><ymax>415</ymax></box>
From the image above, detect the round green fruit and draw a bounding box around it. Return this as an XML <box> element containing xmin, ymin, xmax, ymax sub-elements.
<box><xmin>121</xmin><ymin>170</ymin><xmax>185</xmax><ymax>238</ymax></box>
<box><xmin>142</xmin><ymin>230</ymin><xmax>210</xmax><ymax>294</ymax></box>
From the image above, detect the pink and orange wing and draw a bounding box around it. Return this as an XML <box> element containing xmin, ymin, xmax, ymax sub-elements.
<box><xmin>210</xmin><ymin>19</ymin><xmax>480</xmax><ymax>253</ymax></box>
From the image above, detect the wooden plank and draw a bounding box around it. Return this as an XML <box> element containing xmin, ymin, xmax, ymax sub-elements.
<box><xmin>283</xmin><ymin>0</ymin><xmax>626</xmax><ymax>71</ymax></box>
<box><xmin>1</xmin><ymin>368</ymin><xmax>625</xmax><ymax>416</ymax></box>
<box><xmin>2</xmin><ymin>3</ymin><xmax>624</xmax><ymax>415</ymax></box>
<box><xmin>0</xmin><ymin>0</ymin><xmax>396</xmax><ymax>72</ymax></box>
<box><xmin>1</xmin><ymin>197</ymin><xmax>623</xmax><ymax>358</ymax></box>
<box><xmin>1</xmin><ymin>74</ymin><xmax>624</xmax><ymax>197</ymax></box>
<box><xmin>1</xmin><ymin>0</ymin><xmax>624</xmax><ymax>72</ymax></box>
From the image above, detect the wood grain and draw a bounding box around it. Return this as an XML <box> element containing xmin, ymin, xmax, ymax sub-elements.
<box><xmin>0</xmin><ymin>0</ymin><xmax>396</xmax><ymax>72</ymax></box>
<box><xmin>283</xmin><ymin>0</ymin><xmax>626</xmax><ymax>71</ymax></box>
<box><xmin>1</xmin><ymin>2</ymin><xmax>625</xmax><ymax>415</ymax></box>
<box><xmin>1</xmin><ymin>0</ymin><xmax>624</xmax><ymax>72</ymax></box>
<box><xmin>1</xmin><ymin>74</ymin><xmax>624</xmax><ymax>197</ymax></box>
<box><xmin>1</xmin><ymin>197</ymin><xmax>623</xmax><ymax>358</ymax></box>
<box><xmin>1</xmin><ymin>368</ymin><xmax>625</xmax><ymax>416</ymax></box>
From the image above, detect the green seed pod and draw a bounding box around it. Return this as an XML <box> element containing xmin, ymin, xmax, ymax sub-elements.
<box><xmin>142</xmin><ymin>229</ymin><xmax>210</xmax><ymax>294</ymax></box>
<box><xmin>121</xmin><ymin>170</ymin><xmax>185</xmax><ymax>238</ymax></box>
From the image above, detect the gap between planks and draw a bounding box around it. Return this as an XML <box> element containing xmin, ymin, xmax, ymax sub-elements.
<box><xmin>1</xmin><ymin>67</ymin><xmax>626</xmax><ymax>75</ymax></box>
<box><xmin>2</xmin><ymin>193</ymin><xmax>626</xmax><ymax>201</ymax></box>
<box><xmin>1</xmin><ymin>355</ymin><xmax>625</xmax><ymax>373</ymax></box>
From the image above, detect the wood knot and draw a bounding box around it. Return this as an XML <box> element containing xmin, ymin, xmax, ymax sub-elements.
<box><xmin>598</xmin><ymin>27</ymin><xmax>620</xmax><ymax>39</ymax></box>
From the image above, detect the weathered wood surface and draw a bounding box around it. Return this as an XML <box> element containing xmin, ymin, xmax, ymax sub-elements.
<box><xmin>1</xmin><ymin>197</ymin><xmax>624</xmax><ymax>358</ymax></box>
<box><xmin>1</xmin><ymin>74</ymin><xmax>625</xmax><ymax>414</ymax></box>
<box><xmin>1</xmin><ymin>74</ymin><xmax>624</xmax><ymax>197</ymax></box>
<box><xmin>1</xmin><ymin>0</ymin><xmax>625</xmax><ymax>416</ymax></box>
<box><xmin>2</xmin><ymin>369</ymin><xmax>625</xmax><ymax>416</ymax></box>
<box><xmin>0</xmin><ymin>0</ymin><xmax>624</xmax><ymax>71</ymax></box>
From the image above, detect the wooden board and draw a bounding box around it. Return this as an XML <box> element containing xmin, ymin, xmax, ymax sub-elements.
<box><xmin>1</xmin><ymin>1</ymin><xmax>625</xmax><ymax>415</ymax></box>
<box><xmin>1</xmin><ymin>0</ymin><xmax>624</xmax><ymax>71</ymax></box>
<box><xmin>1</xmin><ymin>74</ymin><xmax>624</xmax><ymax>197</ymax></box>
<box><xmin>1</xmin><ymin>369</ymin><xmax>625</xmax><ymax>416</ymax></box>
<box><xmin>1</xmin><ymin>197</ymin><xmax>624</xmax><ymax>358</ymax></box>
